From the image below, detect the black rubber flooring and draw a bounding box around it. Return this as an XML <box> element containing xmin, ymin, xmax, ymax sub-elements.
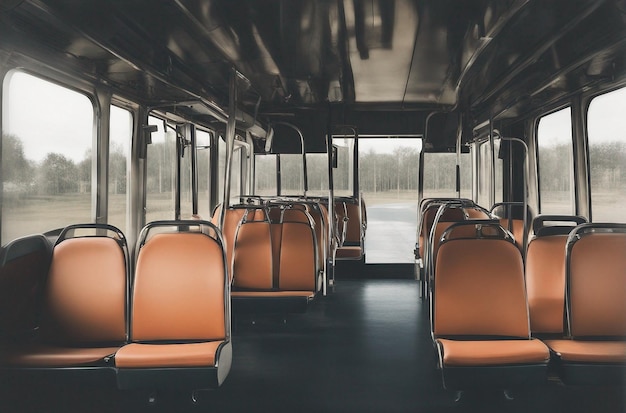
<box><xmin>1</xmin><ymin>278</ymin><xmax>624</xmax><ymax>412</ymax></box>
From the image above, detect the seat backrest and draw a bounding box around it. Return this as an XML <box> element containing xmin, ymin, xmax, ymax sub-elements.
<box><xmin>433</xmin><ymin>223</ymin><xmax>529</xmax><ymax>338</ymax></box>
<box><xmin>131</xmin><ymin>227</ymin><xmax>227</xmax><ymax>342</ymax></box>
<box><xmin>305</xmin><ymin>203</ymin><xmax>327</xmax><ymax>270</ymax></box>
<box><xmin>212</xmin><ymin>206</ymin><xmax>246</xmax><ymax>277</ymax></box>
<box><xmin>464</xmin><ymin>206</ymin><xmax>490</xmax><ymax>219</ymax></box>
<box><xmin>526</xmin><ymin>235</ymin><xmax>568</xmax><ymax>335</ymax></box>
<box><xmin>343</xmin><ymin>200</ymin><xmax>362</xmax><ymax>244</ymax></box>
<box><xmin>567</xmin><ymin>225</ymin><xmax>626</xmax><ymax>338</ymax></box>
<box><xmin>334</xmin><ymin>201</ymin><xmax>348</xmax><ymax>246</ymax></box>
<box><xmin>491</xmin><ymin>202</ymin><xmax>529</xmax><ymax>251</ymax></box>
<box><xmin>419</xmin><ymin>205</ymin><xmax>465</xmax><ymax>259</ymax></box>
<box><xmin>233</xmin><ymin>210</ymin><xmax>274</xmax><ymax>290</ymax></box>
<box><xmin>0</xmin><ymin>235</ymin><xmax>51</xmax><ymax>335</ymax></box>
<box><xmin>40</xmin><ymin>225</ymin><xmax>128</xmax><ymax>344</ymax></box>
<box><xmin>526</xmin><ymin>215</ymin><xmax>587</xmax><ymax>335</ymax></box>
<box><xmin>498</xmin><ymin>219</ymin><xmax>524</xmax><ymax>250</ymax></box>
<box><xmin>318</xmin><ymin>202</ymin><xmax>338</xmax><ymax>249</ymax></box>
<box><xmin>279</xmin><ymin>209</ymin><xmax>318</xmax><ymax>291</ymax></box>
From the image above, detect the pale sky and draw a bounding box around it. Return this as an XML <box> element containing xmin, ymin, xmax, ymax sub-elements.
<box><xmin>3</xmin><ymin>71</ymin><xmax>132</xmax><ymax>163</ymax></box>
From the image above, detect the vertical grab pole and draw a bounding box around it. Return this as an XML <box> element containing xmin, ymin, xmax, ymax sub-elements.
<box><xmin>497</xmin><ymin>133</ymin><xmax>530</xmax><ymax>259</ymax></box>
<box><xmin>326</xmin><ymin>114</ymin><xmax>335</xmax><ymax>293</ymax></box>
<box><xmin>455</xmin><ymin>114</ymin><xmax>462</xmax><ymax>199</ymax></box>
<box><xmin>190</xmin><ymin>125</ymin><xmax>198</xmax><ymax>216</ymax></box>
<box><xmin>219</xmin><ymin>69</ymin><xmax>237</xmax><ymax>230</ymax></box>
<box><xmin>347</xmin><ymin>127</ymin><xmax>363</xmax><ymax>259</ymax></box>
<box><xmin>489</xmin><ymin>117</ymin><xmax>496</xmax><ymax>208</ymax></box>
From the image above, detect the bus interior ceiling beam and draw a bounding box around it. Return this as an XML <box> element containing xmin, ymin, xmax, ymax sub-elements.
<box><xmin>467</xmin><ymin>0</ymin><xmax>608</xmax><ymax>111</ymax></box>
<box><xmin>25</xmin><ymin>0</ymin><xmax>231</xmax><ymax>122</ymax></box>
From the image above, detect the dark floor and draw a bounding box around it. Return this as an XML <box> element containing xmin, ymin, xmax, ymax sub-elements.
<box><xmin>1</xmin><ymin>277</ymin><xmax>624</xmax><ymax>412</ymax></box>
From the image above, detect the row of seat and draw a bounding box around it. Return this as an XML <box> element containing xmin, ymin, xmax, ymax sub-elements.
<box><xmin>334</xmin><ymin>197</ymin><xmax>367</xmax><ymax>260</ymax></box>
<box><xmin>420</xmin><ymin>199</ymin><xmax>626</xmax><ymax>391</ymax></box>
<box><xmin>213</xmin><ymin>200</ymin><xmax>325</xmax><ymax>313</ymax></box>
<box><xmin>415</xmin><ymin>198</ymin><xmax>492</xmax><ymax>297</ymax></box>
<box><xmin>526</xmin><ymin>218</ymin><xmax>626</xmax><ymax>385</ymax></box>
<box><xmin>0</xmin><ymin>221</ymin><xmax>231</xmax><ymax>392</ymax></box>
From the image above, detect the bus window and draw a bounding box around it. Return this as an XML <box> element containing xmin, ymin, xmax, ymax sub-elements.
<box><xmin>108</xmin><ymin>105</ymin><xmax>132</xmax><ymax>233</ymax></box>
<box><xmin>218</xmin><ymin>138</ymin><xmax>242</xmax><ymax>204</ymax></box>
<box><xmin>306</xmin><ymin>153</ymin><xmax>329</xmax><ymax>197</ymax></box>
<box><xmin>423</xmin><ymin>152</ymin><xmax>471</xmax><ymax>200</ymax></box>
<box><xmin>587</xmin><ymin>87</ymin><xmax>626</xmax><ymax>223</ymax></box>
<box><xmin>254</xmin><ymin>154</ymin><xmax>277</xmax><ymax>196</ymax></box>
<box><xmin>476</xmin><ymin>139</ymin><xmax>503</xmax><ymax>207</ymax></box>
<box><xmin>279</xmin><ymin>154</ymin><xmax>304</xmax><ymax>196</ymax></box>
<box><xmin>494</xmin><ymin>139</ymin><xmax>503</xmax><ymax>204</ymax></box>
<box><xmin>333</xmin><ymin>138</ymin><xmax>354</xmax><ymax>197</ymax></box>
<box><xmin>537</xmin><ymin>107</ymin><xmax>574</xmax><ymax>215</ymax></box>
<box><xmin>145</xmin><ymin>115</ymin><xmax>176</xmax><ymax>222</ymax></box>
<box><xmin>2</xmin><ymin>71</ymin><xmax>93</xmax><ymax>243</ymax></box>
<box><xmin>196</xmin><ymin>129</ymin><xmax>211</xmax><ymax>217</ymax></box>
<box><xmin>477</xmin><ymin>141</ymin><xmax>493</xmax><ymax>207</ymax></box>
<box><xmin>180</xmin><ymin>128</ymin><xmax>193</xmax><ymax>218</ymax></box>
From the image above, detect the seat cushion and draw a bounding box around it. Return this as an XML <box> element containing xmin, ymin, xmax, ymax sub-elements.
<box><xmin>336</xmin><ymin>246</ymin><xmax>363</xmax><ymax>259</ymax></box>
<box><xmin>437</xmin><ymin>338</ymin><xmax>550</xmax><ymax>366</ymax></box>
<box><xmin>115</xmin><ymin>341</ymin><xmax>224</xmax><ymax>368</ymax></box>
<box><xmin>0</xmin><ymin>344</ymin><xmax>119</xmax><ymax>367</ymax></box>
<box><xmin>543</xmin><ymin>339</ymin><xmax>626</xmax><ymax>363</ymax></box>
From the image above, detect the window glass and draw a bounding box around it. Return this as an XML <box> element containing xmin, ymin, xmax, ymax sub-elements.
<box><xmin>494</xmin><ymin>139</ymin><xmax>503</xmax><ymax>204</ymax></box>
<box><xmin>108</xmin><ymin>105</ymin><xmax>132</xmax><ymax>233</ymax></box>
<box><xmin>475</xmin><ymin>140</ymin><xmax>503</xmax><ymax>208</ymax></box>
<box><xmin>587</xmin><ymin>87</ymin><xmax>626</xmax><ymax>223</ymax></box>
<box><xmin>255</xmin><ymin>154</ymin><xmax>277</xmax><ymax>196</ymax></box>
<box><xmin>218</xmin><ymin>138</ymin><xmax>242</xmax><ymax>205</ymax></box>
<box><xmin>306</xmin><ymin>153</ymin><xmax>329</xmax><ymax>197</ymax></box>
<box><xmin>145</xmin><ymin>115</ymin><xmax>176</xmax><ymax>222</ymax></box>
<box><xmin>180</xmin><ymin>128</ymin><xmax>193</xmax><ymax>218</ymax></box>
<box><xmin>2</xmin><ymin>71</ymin><xmax>93</xmax><ymax>243</ymax></box>
<box><xmin>477</xmin><ymin>141</ymin><xmax>492</xmax><ymax>207</ymax></box>
<box><xmin>332</xmin><ymin>138</ymin><xmax>354</xmax><ymax>197</ymax></box>
<box><xmin>537</xmin><ymin>107</ymin><xmax>574</xmax><ymax>214</ymax></box>
<box><xmin>423</xmin><ymin>152</ymin><xmax>469</xmax><ymax>199</ymax></box>
<box><xmin>280</xmin><ymin>154</ymin><xmax>304</xmax><ymax>196</ymax></box>
<box><xmin>230</xmin><ymin>146</ymin><xmax>242</xmax><ymax>202</ymax></box>
<box><xmin>196</xmin><ymin>129</ymin><xmax>211</xmax><ymax>217</ymax></box>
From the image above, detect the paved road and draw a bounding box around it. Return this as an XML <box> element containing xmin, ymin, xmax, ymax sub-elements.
<box><xmin>364</xmin><ymin>202</ymin><xmax>417</xmax><ymax>263</ymax></box>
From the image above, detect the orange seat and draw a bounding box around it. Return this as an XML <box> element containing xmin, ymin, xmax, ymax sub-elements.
<box><xmin>432</xmin><ymin>221</ymin><xmax>549</xmax><ymax>390</ymax></box>
<box><xmin>230</xmin><ymin>206</ymin><xmax>319</xmax><ymax>314</ymax></box>
<box><xmin>116</xmin><ymin>220</ymin><xmax>231</xmax><ymax>390</ymax></box>
<box><xmin>212</xmin><ymin>205</ymin><xmax>248</xmax><ymax>282</ymax></box>
<box><xmin>0</xmin><ymin>235</ymin><xmax>51</xmax><ymax>338</ymax></box>
<box><xmin>0</xmin><ymin>224</ymin><xmax>128</xmax><ymax>369</ymax></box>
<box><xmin>336</xmin><ymin>198</ymin><xmax>365</xmax><ymax>260</ymax></box>
<box><xmin>416</xmin><ymin>199</ymin><xmax>471</xmax><ymax>261</ymax></box>
<box><xmin>419</xmin><ymin>201</ymin><xmax>471</xmax><ymax>298</ymax></box>
<box><xmin>490</xmin><ymin>202</ymin><xmax>529</xmax><ymax>252</ymax></box>
<box><xmin>542</xmin><ymin>223</ymin><xmax>626</xmax><ymax>385</ymax></box>
<box><xmin>526</xmin><ymin>215</ymin><xmax>587</xmax><ymax>336</ymax></box>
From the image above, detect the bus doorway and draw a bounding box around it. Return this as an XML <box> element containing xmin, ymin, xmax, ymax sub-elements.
<box><xmin>359</xmin><ymin>138</ymin><xmax>421</xmax><ymax>263</ymax></box>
